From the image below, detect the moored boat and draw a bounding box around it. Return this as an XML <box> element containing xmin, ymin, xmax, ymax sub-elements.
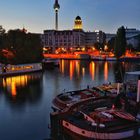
<box><xmin>52</xmin><ymin>87</ymin><xmax>108</xmax><ymax>111</ymax></box>
<box><xmin>42</xmin><ymin>58</ymin><xmax>59</xmax><ymax>68</ymax></box>
<box><xmin>50</xmin><ymin>71</ymin><xmax>140</xmax><ymax>140</ymax></box>
<box><xmin>106</xmin><ymin>57</ymin><xmax>117</xmax><ymax>61</ymax></box>
<box><xmin>0</xmin><ymin>63</ymin><xmax>42</xmax><ymax>77</ymax></box>
<box><xmin>52</xmin><ymin>83</ymin><xmax>120</xmax><ymax>111</ymax></box>
<box><xmin>61</xmin><ymin>97</ymin><xmax>140</xmax><ymax>140</ymax></box>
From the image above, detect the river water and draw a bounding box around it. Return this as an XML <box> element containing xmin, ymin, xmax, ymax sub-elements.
<box><xmin>0</xmin><ymin>60</ymin><xmax>139</xmax><ymax>140</ymax></box>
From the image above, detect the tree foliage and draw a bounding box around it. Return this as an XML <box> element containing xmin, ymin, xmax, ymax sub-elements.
<box><xmin>114</xmin><ymin>26</ymin><xmax>126</xmax><ymax>58</ymax></box>
<box><xmin>0</xmin><ymin>25</ymin><xmax>5</xmax><ymax>35</ymax></box>
<box><xmin>108</xmin><ymin>37</ymin><xmax>115</xmax><ymax>51</ymax></box>
<box><xmin>0</xmin><ymin>29</ymin><xmax>43</xmax><ymax>64</ymax></box>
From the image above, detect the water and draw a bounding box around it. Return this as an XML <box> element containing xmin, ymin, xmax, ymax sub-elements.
<box><xmin>0</xmin><ymin>60</ymin><xmax>139</xmax><ymax>140</ymax></box>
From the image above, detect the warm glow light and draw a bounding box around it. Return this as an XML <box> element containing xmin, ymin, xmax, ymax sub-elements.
<box><xmin>75</xmin><ymin>61</ymin><xmax>80</xmax><ymax>77</ymax></box>
<box><xmin>2</xmin><ymin>75</ymin><xmax>29</xmax><ymax>98</ymax></box>
<box><xmin>82</xmin><ymin>47</ymin><xmax>85</xmax><ymax>51</ymax></box>
<box><xmin>92</xmin><ymin>47</ymin><xmax>96</xmax><ymax>51</ymax></box>
<box><xmin>70</xmin><ymin>61</ymin><xmax>74</xmax><ymax>80</ymax></box>
<box><xmin>11</xmin><ymin>81</ymin><xmax>17</xmax><ymax>97</ymax></box>
<box><xmin>89</xmin><ymin>61</ymin><xmax>95</xmax><ymax>80</ymax></box>
<box><xmin>104</xmin><ymin>45</ymin><xmax>108</xmax><ymax>51</ymax></box>
<box><xmin>43</xmin><ymin>47</ymin><xmax>48</xmax><ymax>51</ymax></box>
<box><xmin>60</xmin><ymin>59</ymin><xmax>65</xmax><ymax>74</ymax></box>
<box><xmin>74</xmin><ymin>19</ymin><xmax>82</xmax><ymax>30</ymax></box>
<box><xmin>82</xmin><ymin>67</ymin><xmax>85</xmax><ymax>77</ymax></box>
<box><xmin>104</xmin><ymin>62</ymin><xmax>108</xmax><ymax>81</ymax></box>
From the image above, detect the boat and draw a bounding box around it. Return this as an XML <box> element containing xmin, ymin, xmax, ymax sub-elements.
<box><xmin>52</xmin><ymin>86</ymin><xmax>109</xmax><ymax>111</ymax></box>
<box><xmin>52</xmin><ymin>83</ymin><xmax>120</xmax><ymax>111</ymax></box>
<box><xmin>51</xmin><ymin>95</ymin><xmax>140</xmax><ymax>140</ymax></box>
<box><xmin>106</xmin><ymin>57</ymin><xmax>117</xmax><ymax>61</ymax></box>
<box><xmin>61</xmin><ymin>97</ymin><xmax>140</xmax><ymax>140</ymax></box>
<box><xmin>91</xmin><ymin>56</ymin><xmax>106</xmax><ymax>61</ymax></box>
<box><xmin>0</xmin><ymin>63</ymin><xmax>42</xmax><ymax>77</ymax></box>
<box><xmin>42</xmin><ymin>58</ymin><xmax>59</xmax><ymax>68</ymax></box>
<box><xmin>50</xmin><ymin>71</ymin><xmax>140</xmax><ymax>140</ymax></box>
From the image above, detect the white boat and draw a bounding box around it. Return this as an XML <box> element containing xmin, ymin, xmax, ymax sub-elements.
<box><xmin>0</xmin><ymin>63</ymin><xmax>42</xmax><ymax>77</ymax></box>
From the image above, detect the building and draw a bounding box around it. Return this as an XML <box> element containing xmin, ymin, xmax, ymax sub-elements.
<box><xmin>125</xmin><ymin>28</ymin><xmax>140</xmax><ymax>48</ymax></box>
<box><xmin>43</xmin><ymin>15</ymin><xmax>106</xmax><ymax>53</ymax></box>
<box><xmin>125</xmin><ymin>28</ymin><xmax>140</xmax><ymax>39</ymax></box>
<box><xmin>106</xmin><ymin>33</ymin><xmax>116</xmax><ymax>42</ymax></box>
<box><xmin>43</xmin><ymin>29</ymin><xmax>85</xmax><ymax>52</ymax></box>
<box><xmin>42</xmin><ymin>0</ymin><xmax>106</xmax><ymax>53</ymax></box>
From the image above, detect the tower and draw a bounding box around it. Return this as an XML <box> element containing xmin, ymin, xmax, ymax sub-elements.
<box><xmin>54</xmin><ymin>0</ymin><xmax>60</xmax><ymax>30</ymax></box>
<box><xmin>74</xmin><ymin>16</ymin><xmax>83</xmax><ymax>30</ymax></box>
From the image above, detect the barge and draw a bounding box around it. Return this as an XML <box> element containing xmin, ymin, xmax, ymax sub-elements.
<box><xmin>0</xmin><ymin>63</ymin><xmax>42</xmax><ymax>77</ymax></box>
<box><xmin>42</xmin><ymin>58</ymin><xmax>59</xmax><ymax>68</ymax></box>
<box><xmin>50</xmin><ymin>72</ymin><xmax>140</xmax><ymax>140</ymax></box>
<box><xmin>52</xmin><ymin>83</ymin><xmax>119</xmax><ymax>111</ymax></box>
<box><xmin>61</xmin><ymin>96</ymin><xmax>140</xmax><ymax>140</ymax></box>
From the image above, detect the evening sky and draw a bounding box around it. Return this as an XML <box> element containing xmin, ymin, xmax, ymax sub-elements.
<box><xmin>0</xmin><ymin>0</ymin><xmax>139</xmax><ymax>33</ymax></box>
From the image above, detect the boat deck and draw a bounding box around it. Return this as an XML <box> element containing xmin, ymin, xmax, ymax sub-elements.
<box><xmin>62</xmin><ymin>98</ymin><xmax>140</xmax><ymax>133</ymax></box>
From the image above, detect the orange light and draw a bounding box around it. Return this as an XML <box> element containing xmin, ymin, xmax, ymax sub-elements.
<box><xmin>82</xmin><ymin>67</ymin><xmax>85</xmax><ymax>77</ymax></box>
<box><xmin>104</xmin><ymin>62</ymin><xmax>108</xmax><ymax>81</ymax></box>
<box><xmin>89</xmin><ymin>61</ymin><xmax>95</xmax><ymax>80</ymax></box>
<box><xmin>70</xmin><ymin>61</ymin><xmax>74</xmax><ymax>80</ymax></box>
<box><xmin>104</xmin><ymin>45</ymin><xmax>108</xmax><ymax>51</ymax></box>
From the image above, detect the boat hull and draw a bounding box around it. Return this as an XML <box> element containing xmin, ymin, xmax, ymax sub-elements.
<box><xmin>0</xmin><ymin>63</ymin><xmax>42</xmax><ymax>77</ymax></box>
<box><xmin>62</xmin><ymin>120</ymin><xmax>140</xmax><ymax>140</ymax></box>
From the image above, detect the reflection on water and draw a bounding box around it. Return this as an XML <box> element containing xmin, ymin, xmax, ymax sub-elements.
<box><xmin>59</xmin><ymin>60</ymin><xmax>140</xmax><ymax>86</ymax></box>
<box><xmin>59</xmin><ymin>60</ymin><xmax>113</xmax><ymax>82</ymax></box>
<box><xmin>0</xmin><ymin>60</ymin><xmax>139</xmax><ymax>140</ymax></box>
<box><xmin>1</xmin><ymin>72</ymin><xmax>43</xmax><ymax>103</ymax></box>
<box><xmin>2</xmin><ymin>75</ymin><xmax>28</xmax><ymax>97</ymax></box>
<box><xmin>104</xmin><ymin>62</ymin><xmax>108</xmax><ymax>81</ymax></box>
<box><xmin>89</xmin><ymin>61</ymin><xmax>95</xmax><ymax>80</ymax></box>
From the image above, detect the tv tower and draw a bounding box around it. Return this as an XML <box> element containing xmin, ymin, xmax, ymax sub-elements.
<box><xmin>54</xmin><ymin>0</ymin><xmax>60</xmax><ymax>30</ymax></box>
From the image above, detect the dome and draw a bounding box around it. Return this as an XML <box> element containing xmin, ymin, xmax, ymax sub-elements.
<box><xmin>74</xmin><ymin>15</ymin><xmax>83</xmax><ymax>30</ymax></box>
<box><xmin>75</xmin><ymin>16</ymin><xmax>81</xmax><ymax>20</ymax></box>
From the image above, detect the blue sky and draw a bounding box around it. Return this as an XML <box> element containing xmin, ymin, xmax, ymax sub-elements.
<box><xmin>0</xmin><ymin>0</ymin><xmax>140</xmax><ymax>33</ymax></box>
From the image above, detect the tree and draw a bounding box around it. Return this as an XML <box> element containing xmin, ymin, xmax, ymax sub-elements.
<box><xmin>108</xmin><ymin>37</ymin><xmax>115</xmax><ymax>51</ymax></box>
<box><xmin>0</xmin><ymin>25</ymin><xmax>5</xmax><ymax>35</ymax></box>
<box><xmin>114</xmin><ymin>26</ymin><xmax>126</xmax><ymax>58</ymax></box>
<box><xmin>126</xmin><ymin>44</ymin><xmax>134</xmax><ymax>51</ymax></box>
<box><xmin>0</xmin><ymin>26</ymin><xmax>6</xmax><ymax>63</ymax></box>
<box><xmin>0</xmin><ymin>29</ymin><xmax>43</xmax><ymax>64</ymax></box>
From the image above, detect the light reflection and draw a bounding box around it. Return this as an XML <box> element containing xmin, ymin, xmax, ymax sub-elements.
<box><xmin>70</xmin><ymin>61</ymin><xmax>74</xmax><ymax>80</ymax></box>
<box><xmin>60</xmin><ymin>59</ymin><xmax>65</xmax><ymax>74</ymax></box>
<box><xmin>82</xmin><ymin>67</ymin><xmax>85</xmax><ymax>77</ymax></box>
<box><xmin>2</xmin><ymin>75</ymin><xmax>30</xmax><ymax>98</ymax></box>
<box><xmin>89</xmin><ymin>61</ymin><xmax>95</xmax><ymax>80</ymax></box>
<box><xmin>104</xmin><ymin>62</ymin><xmax>109</xmax><ymax>81</ymax></box>
<box><xmin>11</xmin><ymin>81</ymin><xmax>16</xmax><ymax>97</ymax></box>
<box><xmin>75</xmin><ymin>61</ymin><xmax>80</xmax><ymax>77</ymax></box>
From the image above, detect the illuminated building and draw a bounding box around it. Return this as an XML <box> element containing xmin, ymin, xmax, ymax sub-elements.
<box><xmin>43</xmin><ymin>17</ymin><xmax>105</xmax><ymax>52</ymax></box>
<box><xmin>74</xmin><ymin>16</ymin><xmax>83</xmax><ymax>30</ymax></box>
<box><xmin>42</xmin><ymin>1</ymin><xmax>106</xmax><ymax>52</ymax></box>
